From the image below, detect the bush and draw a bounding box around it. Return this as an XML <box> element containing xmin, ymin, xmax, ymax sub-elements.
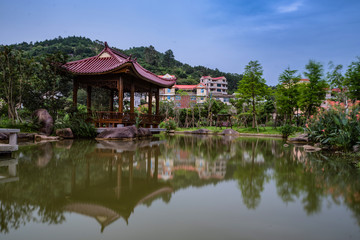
<box><xmin>159</xmin><ymin>117</ymin><xmax>177</xmax><ymax>131</ymax></box>
<box><xmin>306</xmin><ymin>100</ymin><xmax>360</xmax><ymax>150</ymax></box>
<box><xmin>55</xmin><ymin>106</ymin><xmax>97</xmax><ymax>138</ymax></box>
<box><xmin>0</xmin><ymin>116</ymin><xmax>39</xmax><ymax>133</ymax></box>
<box><xmin>279</xmin><ymin>124</ymin><xmax>296</xmax><ymax>139</ymax></box>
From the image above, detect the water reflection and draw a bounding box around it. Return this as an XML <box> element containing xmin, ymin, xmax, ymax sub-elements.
<box><xmin>0</xmin><ymin>135</ymin><xmax>360</xmax><ymax>235</ymax></box>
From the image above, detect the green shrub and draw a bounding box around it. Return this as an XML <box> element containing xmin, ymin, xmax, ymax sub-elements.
<box><xmin>279</xmin><ymin>124</ymin><xmax>296</xmax><ymax>139</ymax></box>
<box><xmin>159</xmin><ymin>117</ymin><xmax>177</xmax><ymax>131</ymax></box>
<box><xmin>0</xmin><ymin>117</ymin><xmax>39</xmax><ymax>133</ymax></box>
<box><xmin>55</xmin><ymin>106</ymin><xmax>97</xmax><ymax>138</ymax></box>
<box><xmin>306</xmin><ymin>101</ymin><xmax>360</xmax><ymax>150</ymax></box>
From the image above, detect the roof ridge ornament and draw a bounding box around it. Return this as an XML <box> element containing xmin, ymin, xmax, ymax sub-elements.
<box><xmin>104</xmin><ymin>41</ymin><xmax>109</xmax><ymax>48</ymax></box>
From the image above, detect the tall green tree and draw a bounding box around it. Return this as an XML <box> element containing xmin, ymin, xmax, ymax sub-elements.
<box><xmin>162</xmin><ymin>49</ymin><xmax>175</xmax><ymax>67</ymax></box>
<box><xmin>327</xmin><ymin>62</ymin><xmax>346</xmax><ymax>102</ymax></box>
<box><xmin>0</xmin><ymin>46</ymin><xmax>34</xmax><ymax>121</ymax></box>
<box><xmin>299</xmin><ymin>60</ymin><xmax>328</xmax><ymax>118</ymax></box>
<box><xmin>344</xmin><ymin>57</ymin><xmax>360</xmax><ymax>101</ymax></box>
<box><xmin>275</xmin><ymin>67</ymin><xmax>301</xmax><ymax>123</ymax></box>
<box><xmin>144</xmin><ymin>45</ymin><xmax>159</xmax><ymax>66</ymax></box>
<box><xmin>236</xmin><ymin>60</ymin><xmax>269</xmax><ymax>128</ymax></box>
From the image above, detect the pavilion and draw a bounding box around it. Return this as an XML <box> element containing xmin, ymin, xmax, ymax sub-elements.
<box><xmin>63</xmin><ymin>42</ymin><xmax>176</xmax><ymax>128</ymax></box>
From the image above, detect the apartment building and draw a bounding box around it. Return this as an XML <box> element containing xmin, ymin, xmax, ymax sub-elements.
<box><xmin>159</xmin><ymin>75</ymin><xmax>232</xmax><ymax>108</ymax></box>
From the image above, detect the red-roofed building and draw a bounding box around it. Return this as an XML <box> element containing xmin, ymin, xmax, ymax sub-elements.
<box><xmin>63</xmin><ymin>42</ymin><xmax>176</xmax><ymax>127</ymax></box>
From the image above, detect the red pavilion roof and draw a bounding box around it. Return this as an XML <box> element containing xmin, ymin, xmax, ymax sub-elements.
<box><xmin>63</xmin><ymin>42</ymin><xmax>176</xmax><ymax>87</ymax></box>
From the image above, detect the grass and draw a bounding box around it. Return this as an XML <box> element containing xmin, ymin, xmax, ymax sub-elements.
<box><xmin>175</xmin><ymin>126</ymin><xmax>282</xmax><ymax>135</ymax></box>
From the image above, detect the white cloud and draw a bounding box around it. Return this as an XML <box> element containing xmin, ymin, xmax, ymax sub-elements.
<box><xmin>277</xmin><ymin>1</ymin><xmax>303</xmax><ymax>13</ymax></box>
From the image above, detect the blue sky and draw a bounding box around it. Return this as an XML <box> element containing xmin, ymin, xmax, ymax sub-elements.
<box><xmin>1</xmin><ymin>0</ymin><xmax>359</xmax><ymax>85</ymax></box>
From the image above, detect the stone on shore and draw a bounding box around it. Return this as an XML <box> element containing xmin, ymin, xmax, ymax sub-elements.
<box><xmin>33</xmin><ymin>109</ymin><xmax>54</xmax><ymax>135</ymax></box>
<box><xmin>303</xmin><ymin>144</ymin><xmax>322</xmax><ymax>152</ymax></box>
<box><xmin>56</xmin><ymin>128</ymin><xmax>74</xmax><ymax>139</ymax></box>
<box><xmin>138</xmin><ymin>128</ymin><xmax>152</xmax><ymax>138</ymax></box>
<box><xmin>192</xmin><ymin>129</ymin><xmax>211</xmax><ymax>134</ymax></box>
<box><xmin>220</xmin><ymin>129</ymin><xmax>240</xmax><ymax>136</ymax></box>
<box><xmin>96</xmin><ymin>126</ymin><xmax>152</xmax><ymax>140</ymax></box>
<box><xmin>288</xmin><ymin>133</ymin><xmax>309</xmax><ymax>143</ymax></box>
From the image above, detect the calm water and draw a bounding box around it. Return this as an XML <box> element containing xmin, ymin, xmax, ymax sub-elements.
<box><xmin>1</xmin><ymin>135</ymin><xmax>360</xmax><ymax>240</ymax></box>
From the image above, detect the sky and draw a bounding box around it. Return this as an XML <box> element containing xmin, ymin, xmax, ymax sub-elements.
<box><xmin>0</xmin><ymin>0</ymin><xmax>359</xmax><ymax>86</ymax></box>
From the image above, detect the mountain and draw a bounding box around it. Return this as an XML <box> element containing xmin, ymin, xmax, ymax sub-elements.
<box><xmin>8</xmin><ymin>36</ymin><xmax>242</xmax><ymax>93</ymax></box>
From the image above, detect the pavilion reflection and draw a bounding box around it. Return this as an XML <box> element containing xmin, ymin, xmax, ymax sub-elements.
<box><xmin>64</xmin><ymin>139</ymin><xmax>172</xmax><ymax>232</ymax></box>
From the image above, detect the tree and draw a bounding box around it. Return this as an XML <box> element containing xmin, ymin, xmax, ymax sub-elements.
<box><xmin>144</xmin><ymin>45</ymin><xmax>159</xmax><ymax>66</ymax></box>
<box><xmin>275</xmin><ymin>67</ymin><xmax>301</xmax><ymax>123</ymax></box>
<box><xmin>236</xmin><ymin>60</ymin><xmax>269</xmax><ymax>128</ymax></box>
<box><xmin>0</xmin><ymin>46</ymin><xmax>34</xmax><ymax>121</ymax></box>
<box><xmin>22</xmin><ymin>52</ymin><xmax>72</xmax><ymax>118</ymax></box>
<box><xmin>344</xmin><ymin>57</ymin><xmax>360</xmax><ymax>101</ymax></box>
<box><xmin>162</xmin><ymin>49</ymin><xmax>175</xmax><ymax>67</ymax></box>
<box><xmin>327</xmin><ymin>61</ymin><xmax>346</xmax><ymax>102</ymax></box>
<box><xmin>299</xmin><ymin>60</ymin><xmax>328</xmax><ymax>118</ymax></box>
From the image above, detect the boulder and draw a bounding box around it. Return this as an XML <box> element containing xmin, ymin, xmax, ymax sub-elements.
<box><xmin>96</xmin><ymin>126</ymin><xmax>138</xmax><ymax>140</ymax></box>
<box><xmin>138</xmin><ymin>128</ymin><xmax>152</xmax><ymax>138</ymax></box>
<box><xmin>18</xmin><ymin>133</ymin><xmax>35</xmax><ymax>141</ymax></box>
<box><xmin>0</xmin><ymin>132</ymin><xmax>9</xmax><ymax>140</ymax></box>
<box><xmin>303</xmin><ymin>145</ymin><xmax>321</xmax><ymax>152</ymax></box>
<box><xmin>353</xmin><ymin>145</ymin><xmax>360</xmax><ymax>153</ymax></box>
<box><xmin>288</xmin><ymin>133</ymin><xmax>309</xmax><ymax>143</ymax></box>
<box><xmin>192</xmin><ymin>129</ymin><xmax>211</xmax><ymax>134</ymax></box>
<box><xmin>56</xmin><ymin>128</ymin><xmax>74</xmax><ymax>139</ymax></box>
<box><xmin>220</xmin><ymin>129</ymin><xmax>240</xmax><ymax>136</ymax></box>
<box><xmin>33</xmin><ymin>109</ymin><xmax>54</xmax><ymax>135</ymax></box>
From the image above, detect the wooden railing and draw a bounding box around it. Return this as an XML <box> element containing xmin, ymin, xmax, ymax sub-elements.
<box><xmin>91</xmin><ymin>111</ymin><xmax>164</xmax><ymax>128</ymax></box>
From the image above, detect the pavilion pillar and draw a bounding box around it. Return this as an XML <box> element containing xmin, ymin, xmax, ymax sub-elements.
<box><xmin>118</xmin><ymin>77</ymin><xmax>124</xmax><ymax>113</ymax></box>
<box><xmin>130</xmin><ymin>82</ymin><xmax>135</xmax><ymax>113</ymax></box>
<box><xmin>154</xmin><ymin>146</ymin><xmax>158</xmax><ymax>182</ymax></box>
<box><xmin>86</xmin><ymin>85</ymin><xmax>92</xmax><ymax>114</ymax></box>
<box><xmin>147</xmin><ymin>148</ymin><xmax>152</xmax><ymax>180</ymax></box>
<box><xmin>116</xmin><ymin>159</ymin><xmax>122</xmax><ymax>199</ymax></box>
<box><xmin>129</xmin><ymin>153</ymin><xmax>133</xmax><ymax>191</ymax></box>
<box><xmin>155</xmin><ymin>87</ymin><xmax>159</xmax><ymax>115</ymax></box>
<box><xmin>148</xmin><ymin>87</ymin><xmax>153</xmax><ymax>115</ymax></box>
<box><xmin>109</xmin><ymin>90</ymin><xmax>114</xmax><ymax>112</ymax></box>
<box><xmin>73</xmin><ymin>79</ymin><xmax>79</xmax><ymax>107</ymax></box>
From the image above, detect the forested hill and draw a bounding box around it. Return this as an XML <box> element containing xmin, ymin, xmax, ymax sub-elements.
<box><xmin>8</xmin><ymin>36</ymin><xmax>242</xmax><ymax>93</ymax></box>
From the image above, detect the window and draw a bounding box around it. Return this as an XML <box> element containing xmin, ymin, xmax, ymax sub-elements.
<box><xmin>217</xmin><ymin>84</ymin><xmax>221</xmax><ymax>87</ymax></box>
<box><xmin>201</xmin><ymin>89</ymin><xmax>204</xmax><ymax>93</ymax></box>
<box><xmin>217</xmin><ymin>89</ymin><xmax>221</xmax><ymax>92</ymax></box>
<box><xmin>191</xmin><ymin>96</ymin><xmax>196</xmax><ymax>101</ymax></box>
<box><xmin>176</xmin><ymin>102</ymin><xmax>181</xmax><ymax>107</ymax></box>
<box><xmin>167</xmin><ymin>88</ymin><xmax>171</xmax><ymax>93</ymax></box>
<box><xmin>167</xmin><ymin>96</ymin><xmax>171</xmax><ymax>100</ymax></box>
<box><xmin>224</xmin><ymin>98</ymin><xmax>229</xmax><ymax>102</ymax></box>
<box><xmin>176</xmin><ymin>95</ymin><xmax>181</xmax><ymax>100</ymax></box>
<box><xmin>200</xmin><ymin>97</ymin><xmax>204</xmax><ymax>100</ymax></box>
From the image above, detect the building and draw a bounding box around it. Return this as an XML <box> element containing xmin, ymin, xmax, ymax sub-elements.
<box><xmin>159</xmin><ymin>75</ymin><xmax>233</xmax><ymax>108</ymax></box>
<box><xmin>200</xmin><ymin>76</ymin><xmax>228</xmax><ymax>95</ymax></box>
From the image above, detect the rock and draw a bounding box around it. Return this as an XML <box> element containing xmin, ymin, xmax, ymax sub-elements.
<box><xmin>0</xmin><ymin>132</ymin><xmax>9</xmax><ymax>140</ymax></box>
<box><xmin>138</xmin><ymin>128</ymin><xmax>152</xmax><ymax>138</ymax></box>
<box><xmin>33</xmin><ymin>109</ymin><xmax>54</xmax><ymax>135</ymax></box>
<box><xmin>220</xmin><ymin>129</ymin><xmax>240</xmax><ymax>136</ymax></box>
<box><xmin>56</xmin><ymin>128</ymin><xmax>74</xmax><ymax>139</ymax></box>
<box><xmin>96</xmin><ymin>126</ymin><xmax>138</xmax><ymax>140</ymax></box>
<box><xmin>353</xmin><ymin>145</ymin><xmax>360</xmax><ymax>153</ymax></box>
<box><xmin>18</xmin><ymin>133</ymin><xmax>35</xmax><ymax>141</ymax></box>
<box><xmin>314</xmin><ymin>143</ymin><xmax>322</xmax><ymax>148</ymax></box>
<box><xmin>288</xmin><ymin>134</ymin><xmax>309</xmax><ymax>143</ymax></box>
<box><xmin>192</xmin><ymin>129</ymin><xmax>211</xmax><ymax>134</ymax></box>
<box><xmin>283</xmin><ymin>144</ymin><xmax>289</xmax><ymax>147</ymax></box>
<box><xmin>35</xmin><ymin>135</ymin><xmax>61</xmax><ymax>141</ymax></box>
<box><xmin>303</xmin><ymin>145</ymin><xmax>321</xmax><ymax>152</ymax></box>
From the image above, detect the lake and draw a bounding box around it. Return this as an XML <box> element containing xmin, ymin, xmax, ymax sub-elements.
<box><xmin>1</xmin><ymin>135</ymin><xmax>359</xmax><ymax>240</ymax></box>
